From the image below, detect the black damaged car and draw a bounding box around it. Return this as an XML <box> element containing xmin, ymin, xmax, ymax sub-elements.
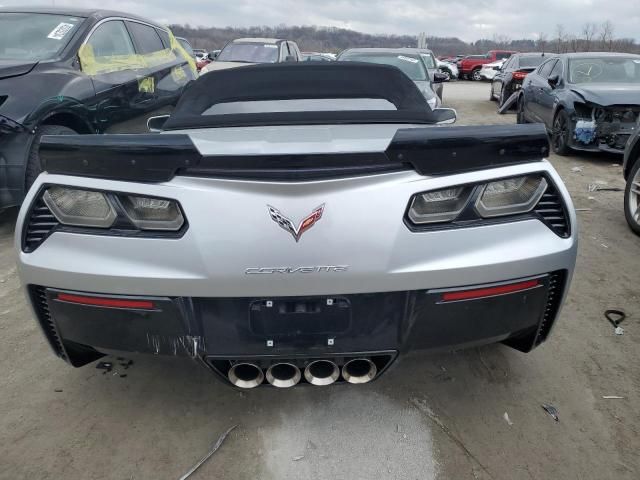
<box><xmin>516</xmin><ymin>53</ymin><xmax>640</xmax><ymax>155</ymax></box>
<box><xmin>0</xmin><ymin>8</ymin><xmax>197</xmax><ymax>210</ymax></box>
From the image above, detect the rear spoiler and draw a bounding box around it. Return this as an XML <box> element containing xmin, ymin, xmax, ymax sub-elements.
<box><xmin>40</xmin><ymin>124</ymin><xmax>549</xmax><ymax>182</ymax></box>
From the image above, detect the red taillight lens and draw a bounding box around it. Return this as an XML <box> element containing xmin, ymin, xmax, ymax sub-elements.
<box><xmin>513</xmin><ymin>71</ymin><xmax>528</xmax><ymax>80</ymax></box>
<box><xmin>441</xmin><ymin>279</ymin><xmax>540</xmax><ymax>302</ymax></box>
<box><xmin>57</xmin><ymin>293</ymin><xmax>154</xmax><ymax>309</ymax></box>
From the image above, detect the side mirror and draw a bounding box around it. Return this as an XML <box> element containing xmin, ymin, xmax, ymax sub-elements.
<box><xmin>433</xmin><ymin>72</ymin><xmax>448</xmax><ymax>83</ymax></box>
<box><xmin>284</xmin><ymin>55</ymin><xmax>297</xmax><ymax>63</ymax></box>
<box><xmin>433</xmin><ymin>108</ymin><xmax>457</xmax><ymax>125</ymax></box>
<box><xmin>548</xmin><ymin>74</ymin><xmax>560</xmax><ymax>88</ymax></box>
<box><xmin>147</xmin><ymin>115</ymin><xmax>169</xmax><ymax>133</ymax></box>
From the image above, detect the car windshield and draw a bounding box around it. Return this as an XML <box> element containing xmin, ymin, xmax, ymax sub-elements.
<box><xmin>340</xmin><ymin>53</ymin><xmax>427</xmax><ymax>81</ymax></box>
<box><xmin>0</xmin><ymin>13</ymin><xmax>84</xmax><ymax>61</ymax></box>
<box><xmin>519</xmin><ymin>56</ymin><xmax>545</xmax><ymax>68</ymax></box>
<box><xmin>568</xmin><ymin>57</ymin><xmax>640</xmax><ymax>84</ymax></box>
<box><xmin>217</xmin><ymin>42</ymin><xmax>280</xmax><ymax>63</ymax></box>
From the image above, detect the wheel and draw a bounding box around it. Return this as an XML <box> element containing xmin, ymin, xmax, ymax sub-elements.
<box><xmin>441</xmin><ymin>69</ymin><xmax>451</xmax><ymax>81</ymax></box>
<box><xmin>516</xmin><ymin>95</ymin><xmax>527</xmax><ymax>124</ymax></box>
<box><xmin>471</xmin><ymin>69</ymin><xmax>482</xmax><ymax>81</ymax></box>
<box><xmin>551</xmin><ymin>110</ymin><xmax>571</xmax><ymax>156</ymax></box>
<box><xmin>25</xmin><ymin>125</ymin><xmax>77</xmax><ymax>189</ymax></box>
<box><xmin>624</xmin><ymin>159</ymin><xmax>640</xmax><ymax>235</ymax></box>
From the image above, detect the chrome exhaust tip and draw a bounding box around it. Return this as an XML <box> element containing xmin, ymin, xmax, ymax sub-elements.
<box><xmin>304</xmin><ymin>359</ymin><xmax>340</xmax><ymax>386</ymax></box>
<box><xmin>342</xmin><ymin>358</ymin><xmax>377</xmax><ymax>384</ymax></box>
<box><xmin>228</xmin><ymin>362</ymin><xmax>264</xmax><ymax>389</ymax></box>
<box><xmin>266</xmin><ymin>362</ymin><xmax>301</xmax><ymax>388</ymax></box>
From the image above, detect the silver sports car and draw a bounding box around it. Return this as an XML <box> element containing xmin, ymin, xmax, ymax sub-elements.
<box><xmin>16</xmin><ymin>63</ymin><xmax>577</xmax><ymax>389</ymax></box>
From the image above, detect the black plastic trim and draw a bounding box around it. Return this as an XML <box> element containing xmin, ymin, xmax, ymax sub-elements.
<box><xmin>40</xmin><ymin>124</ymin><xmax>549</xmax><ymax>182</ymax></box>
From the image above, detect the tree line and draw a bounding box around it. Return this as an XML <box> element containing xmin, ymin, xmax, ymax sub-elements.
<box><xmin>169</xmin><ymin>21</ymin><xmax>639</xmax><ymax>57</ymax></box>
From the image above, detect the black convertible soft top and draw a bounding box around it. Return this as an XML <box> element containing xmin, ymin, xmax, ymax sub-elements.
<box><xmin>163</xmin><ymin>62</ymin><xmax>447</xmax><ymax>130</ymax></box>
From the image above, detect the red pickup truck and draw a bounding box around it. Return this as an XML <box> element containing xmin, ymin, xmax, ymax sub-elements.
<box><xmin>460</xmin><ymin>50</ymin><xmax>517</xmax><ymax>80</ymax></box>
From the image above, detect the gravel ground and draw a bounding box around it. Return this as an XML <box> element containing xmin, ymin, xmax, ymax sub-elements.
<box><xmin>1</xmin><ymin>80</ymin><xmax>639</xmax><ymax>480</ymax></box>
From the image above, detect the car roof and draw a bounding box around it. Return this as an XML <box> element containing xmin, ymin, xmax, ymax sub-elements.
<box><xmin>557</xmin><ymin>52</ymin><xmax>640</xmax><ymax>58</ymax></box>
<box><xmin>233</xmin><ymin>38</ymin><xmax>284</xmax><ymax>44</ymax></box>
<box><xmin>514</xmin><ymin>52</ymin><xmax>546</xmax><ymax>57</ymax></box>
<box><xmin>341</xmin><ymin>48</ymin><xmax>423</xmax><ymax>56</ymax></box>
<box><xmin>0</xmin><ymin>6</ymin><xmax>165</xmax><ymax>28</ymax></box>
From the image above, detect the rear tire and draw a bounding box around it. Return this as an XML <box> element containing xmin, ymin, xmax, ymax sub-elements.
<box><xmin>25</xmin><ymin>125</ymin><xmax>77</xmax><ymax>189</ymax></box>
<box><xmin>516</xmin><ymin>95</ymin><xmax>527</xmax><ymax>124</ymax></box>
<box><xmin>551</xmin><ymin>110</ymin><xmax>571</xmax><ymax>156</ymax></box>
<box><xmin>624</xmin><ymin>159</ymin><xmax>640</xmax><ymax>236</ymax></box>
<box><xmin>499</xmin><ymin>86</ymin><xmax>510</xmax><ymax>108</ymax></box>
<box><xmin>489</xmin><ymin>83</ymin><xmax>497</xmax><ymax>101</ymax></box>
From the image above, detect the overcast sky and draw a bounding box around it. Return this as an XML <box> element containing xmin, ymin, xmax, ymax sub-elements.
<box><xmin>3</xmin><ymin>0</ymin><xmax>639</xmax><ymax>42</ymax></box>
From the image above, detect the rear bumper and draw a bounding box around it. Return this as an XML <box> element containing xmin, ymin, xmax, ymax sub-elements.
<box><xmin>31</xmin><ymin>271</ymin><xmax>566</xmax><ymax>369</ymax></box>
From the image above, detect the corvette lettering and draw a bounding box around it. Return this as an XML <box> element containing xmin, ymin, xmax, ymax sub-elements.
<box><xmin>245</xmin><ymin>266</ymin><xmax>349</xmax><ymax>275</ymax></box>
<box><xmin>267</xmin><ymin>204</ymin><xmax>324</xmax><ymax>242</ymax></box>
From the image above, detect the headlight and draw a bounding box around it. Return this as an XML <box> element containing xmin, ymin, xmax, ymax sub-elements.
<box><xmin>407</xmin><ymin>186</ymin><xmax>473</xmax><ymax>224</ymax></box>
<box><xmin>475</xmin><ymin>175</ymin><xmax>547</xmax><ymax>218</ymax></box>
<box><xmin>43</xmin><ymin>186</ymin><xmax>116</xmax><ymax>228</ymax></box>
<box><xmin>119</xmin><ymin>195</ymin><xmax>184</xmax><ymax>230</ymax></box>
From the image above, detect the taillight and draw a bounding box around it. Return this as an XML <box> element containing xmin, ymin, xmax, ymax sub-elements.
<box><xmin>513</xmin><ymin>71</ymin><xmax>528</xmax><ymax>80</ymax></box>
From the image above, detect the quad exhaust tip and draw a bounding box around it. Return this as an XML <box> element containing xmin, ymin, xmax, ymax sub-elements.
<box><xmin>266</xmin><ymin>362</ymin><xmax>301</xmax><ymax>388</ymax></box>
<box><xmin>342</xmin><ymin>358</ymin><xmax>377</xmax><ymax>384</ymax></box>
<box><xmin>228</xmin><ymin>362</ymin><xmax>264</xmax><ymax>389</ymax></box>
<box><xmin>304</xmin><ymin>359</ymin><xmax>340</xmax><ymax>386</ymax></box>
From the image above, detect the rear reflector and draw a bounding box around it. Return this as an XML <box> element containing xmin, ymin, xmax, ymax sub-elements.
<box><xmin>441</xmin><ymin>279</ymin><xmax>540</xmax><ymax>302</ymax></box>
<box><xmin>56</xmin><ymin>293</ymin><xmax>154</xmax><ymax>309</ymax></box>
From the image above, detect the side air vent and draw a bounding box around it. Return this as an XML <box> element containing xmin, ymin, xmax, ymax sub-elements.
<box><xmin>534</xmin><ymin>183</ymin><xmax>570</xmax><ymax>238</ymax></box>
<box><xmin>23</xmin><ymin>198</ymin><xmax>59</xmax><ymax>252</ymax></box>
<box><xmin>29</xmin><ymin>286</ymin><xmax>67</xmax><ymax>360</ymax></box>
<box><xmin>534</xmin><ymin>270</ymin><xmax>566</xmax><ymax>346</ymax></box>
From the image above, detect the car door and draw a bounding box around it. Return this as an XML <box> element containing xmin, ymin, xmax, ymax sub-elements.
<box><xmin>526</xmin><ymin>59</ymin><xmax>556</xmax><ymax>123</ymax></box>
<box><xmin>79</xmin><ymin>19</ymin><xmax>145</xmax><ymax>133</ymax></box>
<box><xmin>537</xmin><ymin>59</ymin><xmax>561</xmax><ymax>128</ymax></box>
<box><xmin>493</xmin><ymin>56</ymin><xmax>513</xmax><ymax>98</ymax></box>
<box><xmin>125</xmin><ymin>21</ymin><xmax>194</xmax><ymax>124</ymax></box>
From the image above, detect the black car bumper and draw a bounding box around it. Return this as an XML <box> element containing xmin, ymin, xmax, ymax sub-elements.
<box><xmin>29</xmin><ymin>271</ymin><xmax>567</xmax><ymax>385</ymax></box>
<box><xmin>0</xmin><ymin>129</ymin><xmax>32</xmax><ymax>210</ymax></box>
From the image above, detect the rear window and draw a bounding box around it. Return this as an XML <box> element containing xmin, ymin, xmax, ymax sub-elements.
<box><xmin>340</xmin><ymin>53</ymin><xmax>427</xmax><ymax>81</ymax></box>
<box><xmin>519</xmin><ymin>56</ymin><xmax>545</xmax><ymax>68</ymax></box>
<box><xmin>217</xmin><ymin>42</ymin><xmax>280</xmax><ymax>63</ymax></box>
<box><xmin>126</xmin><ymin>22</ymin><xmax>165</xmax><ymax>54</ymax></box>
<box><xmin>0</xmin><ymin>12</ymin><xmax>84</xmax><ymax>61</ymax></box>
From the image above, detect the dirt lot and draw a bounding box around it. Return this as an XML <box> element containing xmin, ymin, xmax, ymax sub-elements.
<box><xmin>1</xmin><ymin>81</ymin><xmax>639</xmax><ymax>480</ymax></box>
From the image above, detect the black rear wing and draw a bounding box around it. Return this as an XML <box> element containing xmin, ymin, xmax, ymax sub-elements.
<box><xmin>39</xmin><ymin>124</ymin><xmax>550</xmax><ymax>182</ymax></box>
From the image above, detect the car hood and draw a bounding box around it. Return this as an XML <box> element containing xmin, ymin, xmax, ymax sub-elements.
<box><xmin>0</xmin><ymin>60</ymin><xmax>38</xmax><ymax>80</ymax></box>
<box><xmin>569</xmin><ymin>84</ymin><xmax>640</xmax><ymax>107</ymax></box>
<box><xmin>201</xmin><ymin>61</ymin><xmax>257</xmax><ymax>74</ymax></box>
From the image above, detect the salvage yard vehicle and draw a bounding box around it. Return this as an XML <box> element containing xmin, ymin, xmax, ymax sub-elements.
<box><xmin>338</xmin><ymin>48</ymin><xmax>444</xmax><ymax>108</ymax></box>
<box><xmin>460</xmin><ymin>50</ymin><xmax>516</xmax><ymax>81</ymax></box>
<box><xmin>623</xmin><ymin>123</ymin><xmax>640</xmax><ymax>234</ymax></box>
<box><xmin>437</xmin><ymin>59</ymin><xmax>458</xmax><ymax>81</ymax></box>
<box><xmin>16</xmin><ymin>63</ymin><xmax>577</xmax><ymax>388</ymax></box>
<box><xmin>199</xmin><ymin>38</ymin><xmax>301</xmax><ymax>74</ymax></box>
<box><xmin>490</xmin><ymin>52</ymin><xmax>546</xmax><ymax>108</ymax></box>
<box><xmin>480</xmin><ymin>59</ymin><xmax>505</xmax><ymax>81</ymax></box>
<box><xmin>0</xmin><ymin>7</ymin><xmax>197</xmax><ymax>210</ymax></box>
<box><xmin>517</xmin><ymin>53</ymin><xmax>640</xmax><ymax>155</ymax></box>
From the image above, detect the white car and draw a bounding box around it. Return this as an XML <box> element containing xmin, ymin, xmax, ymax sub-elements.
<box><xmin>200</xmin><ymin>38</ymin><xmax>301</xmax><ymax>74</ymax></box>
<box><xmin>437</xmin><ymin>59</ymin><xmax>458</xmax><ymax>80</ymax></box>
<box><xmin>479</xmin><ymin>59</ymin><xmax>505</xmax><ymax>81</ymax></box>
